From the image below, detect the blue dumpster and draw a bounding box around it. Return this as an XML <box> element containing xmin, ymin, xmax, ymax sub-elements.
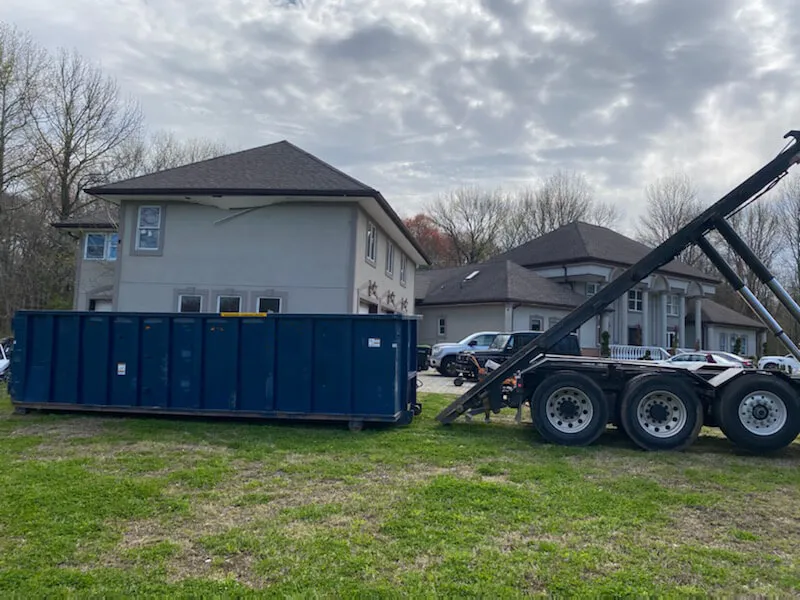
<box><xmin>9</xmin><ymin>311</ymin><xmax>422</xmax><ymax>427</ymax></box>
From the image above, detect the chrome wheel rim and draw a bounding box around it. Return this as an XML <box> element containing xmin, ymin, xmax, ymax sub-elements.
<box><xmin>739</xmin><ymin>391</ymin><xmax>787</xmax><ymax>436</ymax></box>
<box><xmin>546</xmin><ymin>387</ymin><xmax>594</xmax><ymax>433</ymax></box>
<box><xmin>636</xmin><ymin>391</ymin><xmax>688</xmax><ymax>438</ymax></box>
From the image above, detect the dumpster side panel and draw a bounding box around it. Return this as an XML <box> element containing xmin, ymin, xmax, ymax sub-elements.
<box><xmin>276</xmin><ymin>318</ymin><xmax>313</xmax><ymax>413</ymax></box>
<box><xmin>141</xmin><ymin>317</ymin><xmax>170</xmax><ymax>408</ymax></box>
<box><xmin>171</xmin><ymin>317</ymin><xmax>203</xmax><ymax>410</ymax></box>
<box><xmin>312</xmin><ymin>318</ymin><xmax>354</xmax><ymax>415</ymax></box>
<box><xmin>239</xmin><ymin>317</ymin><xmax>275</xmax><ymax>413</ymax></box>
<box><xmin>353</xmin><ymin>319</ymin><xmax>401</xmax><ymax>417</ymax></box>
<box><xmin>81</xmin><ymin>316</ymin><xmax>111</xmax><ymax>406</ymax></box>
<box><xmin>54</xmin><ymin>314</ymin><xmax>81</xmax><ymax>405</ymax></box>
<box><xmin>203</xmin><ymin>317</ymin><xmax>240</xmax><ymax>411</ymax></box>
<box><xmin>110</xmin><ymin>316</ymin><xmax>140</xmax><ymax>407</ymax></box>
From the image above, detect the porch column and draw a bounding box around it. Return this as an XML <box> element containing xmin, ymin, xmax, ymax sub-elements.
<box><xmin>642</xmin><ymin>290</ymin><xmax>650</xmax><ymax>346</ymax></box>
<box><xmin>660</xmin><ymin>292</ymin><xmax>668</xmax><ymax>347</ymax></box>
<box><xmin>619</xmin><ymin>294</ymin><xmax>628</xmax><ymax>344</ymax></box>
<box><xmin>679</xmin><ymin>295</ymin><xmax>686</xmax><ymax>350</ymax></box>
<box><xmin>758</xmin><ymin>330</ymin><xmax>767</xmax><ymax>356</ymax></box>
<box><xmin>694</xmin><ymin>297</ymin><xmax>703</xmax><ymax>349</ymax></box>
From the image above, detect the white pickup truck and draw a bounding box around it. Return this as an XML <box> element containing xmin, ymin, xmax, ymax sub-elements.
<box><xmin>429</xmin><ymin>331</ymin><xmax>499</xmax><ymax>376</ymax></box>
<box><xmin>0</xmin><ymin>337</ymin><xmax>11</xmax><ymax>381</ymax></box>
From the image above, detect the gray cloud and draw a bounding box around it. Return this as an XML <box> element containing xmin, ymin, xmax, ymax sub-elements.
<box><xmin>4</xmin><ymin>0</ymin><xmax>800</xmax><ymax>226</ymax></box>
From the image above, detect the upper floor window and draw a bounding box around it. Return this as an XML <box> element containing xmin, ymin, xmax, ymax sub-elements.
<box><xmin>586</xmin><ymin>282</ymin><xmax>600</xmax><ymax>296</ymax></box>
<box><xmin>385</xmin><ymin>241</ymin><xmax>395</xmax><ymax>277</ymax></box>
<box><xmin>365</xmin><ymin>221</ymin><xmax>377</xmax><ymax>264</ymax></box>
<box><xmin>136</xmin><ymin>206</ymin><xmax>162</xmax><ymax>251</ymax></box>
<box><xmin>628</xmin><ymin>289</ymin><xmax>643</xmax><ymax>312</ymax></box>
<box><xmin>666</xmin><ymin>294</ymin><xmax>680</xmax><ymax>317</ymax></box>
<box><xmin>399</xmin><ymin>254</ymin><xmax>407</xmax><ymax>286</ymax></box>
<box><xmin>84</xmin><ymin>233</ymin><xmax>118</xmax><ymax>261</ymax></box>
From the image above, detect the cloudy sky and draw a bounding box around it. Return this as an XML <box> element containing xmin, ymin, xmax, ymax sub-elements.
<box><xmin>4</xmin><ymin>0</ymin><xmax>799</xmax><ymax>233</ymax></box>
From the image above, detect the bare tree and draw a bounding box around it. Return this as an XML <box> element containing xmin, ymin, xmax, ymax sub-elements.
<box><xmin>500</xmin><ymin>171</ymin><xmax>621</xmax><ymax>249</ymax></box>
<box><xmin>0</xmin><ymin>22</ymin><xmax>48</xmax><ymax>196</ymax></box>
<box><xmin>426</xmin><ymin>185</ymin><xmax>507</xmax><ymax>264</ymax></box>
<box><xmin>29</xmin><ymin>47</ymin><xmax>144</xmax><ymax>219</ymax></box>
<box><xmin>636</xmin><ymin>172</ymin><xmax>707</xmax><ymax>269</ymax></box>
<box><xmin>115</xmin><ymin>129</ymin><xmax>229</xmax><ymax>180</ymax></box>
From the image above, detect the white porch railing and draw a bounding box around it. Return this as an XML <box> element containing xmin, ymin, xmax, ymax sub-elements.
<box><xmin>609</xmin><ymin>345</ymin><xmax>671</xmax><ymax>361</ymax></box>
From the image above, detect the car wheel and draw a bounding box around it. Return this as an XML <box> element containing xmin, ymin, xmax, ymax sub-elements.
<box><xmin>619</xmin><ymin>373</ymin><xmax>703</xmax><ymax>451</ymax></box>
<box><xmin>531</xmin><ymin>370</ymin><xmax>609</xmax><ymax>446</ymax></box>
<box><xmin>714</xmin><ymin>374</ymin><xmax>800</xmax><ymax>453</ymax></box>
<box><xmin>762</xmin><ymin>362</ymin><xmax>778</xmax><ymax>371</ymax></box>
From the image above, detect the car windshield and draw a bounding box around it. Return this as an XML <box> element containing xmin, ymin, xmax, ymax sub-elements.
<box><xmin>488</xmin><ymin>334</ymin><xmax>510</xmax><ymax>350</ymax></box>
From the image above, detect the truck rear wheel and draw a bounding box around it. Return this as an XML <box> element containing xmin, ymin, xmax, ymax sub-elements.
<box><xmin>531</xmin><ymin>371</ymin><xmax>608</xmax><ymax>446</ymax></box>
<box><xmin>619</xmin><ymin>374</ymin><xmax>703</xmax><ymax>451</ymax></box>
<box><xmin>714</xmin><ymin>374</ymin><xmax>800</xmax><ymax>453</ymax></box>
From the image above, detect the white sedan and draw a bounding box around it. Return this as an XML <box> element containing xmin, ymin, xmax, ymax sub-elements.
<box><xmin>660</xmin><ymin>351</ymin><xmax>749</xmax><ymax>369</ymax></box>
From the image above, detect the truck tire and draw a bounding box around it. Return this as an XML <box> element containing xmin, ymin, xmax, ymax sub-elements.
<box><xmin>438</xmin><ymin>356</ymin><xmax>458</xmax><ymax>377</ymax></box>
<box><xmin>619</xmin><ymin>374</ymin><xmax>703</xmax><ymax>451</ymax></box>
<box><xmin>531</xmin><ymin>371</ymin><xmax>608</xmax><ymax>446</ymax></box>
<box><xmin>714</xmin><ymin>374</ymin><xmax>800</xmax><ymax>453</ymax></box>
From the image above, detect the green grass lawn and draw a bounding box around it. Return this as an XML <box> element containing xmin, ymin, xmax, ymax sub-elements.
<box><xmin>1</xmin><ymin>386</ymin><xmax>799</xmax><ymax>598</ymax></box>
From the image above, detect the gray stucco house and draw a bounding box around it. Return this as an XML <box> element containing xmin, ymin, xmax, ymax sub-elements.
<box><xmin>416</xmin><ymin>221</ymin><xmax>766</xmax><ymax>355</ymax></box>
<box><xmin>54</xmin><ymin>141</ymin><xmax>429</xmax><ymax>315</ymax></box>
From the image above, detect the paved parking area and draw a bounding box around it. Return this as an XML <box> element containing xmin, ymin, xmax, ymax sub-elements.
<box><xmin>417</xmin><ymin>370</ymin><xmax>473</xmax><ymax>394</ymax></box>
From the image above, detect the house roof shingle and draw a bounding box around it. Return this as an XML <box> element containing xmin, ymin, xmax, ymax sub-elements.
<box><xmin>84</xmin><ymin>140</ymin><xmax>374</xmax><ymax>195</ymax></box>
<box><xmin>495</xmin><ymin>221</ymin><xmax>719</xmax><ymax>284</ymax></box>
<box><xmin>687</xmin><ymin>299</ymin><xmax>765</xmax><ymax>330</ymax></box>
<box><xmin>419</xmin><ymin>260</ymin><xmax>588</xmax><ymax>308</ymax></box>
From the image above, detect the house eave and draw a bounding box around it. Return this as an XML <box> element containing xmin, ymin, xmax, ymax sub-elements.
<box><xmin>522</xmin><ymin>257</ymin><xmax>720</xmax><ymax>285</ymax></box>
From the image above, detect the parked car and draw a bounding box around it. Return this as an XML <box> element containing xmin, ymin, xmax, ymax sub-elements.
<box><xmin>758</xmin><ymin>353</ymin><xmax>800</xmax><ymax>373</ymax></box>
<box><xmin>455</xmin><ymin>330</ymin><xmax>581</xmax><ymax>381</ymax></box>
<box><xmin>659</xmin><ymin>351</ymin><xmax>748</xmax><ymax>369</ymax></box>
<box><xmin>0</xmin><ymin>337</ymin><xmax>12</xmax><ymax>382</ymax></box>
<box><xmin>430</xmin><ymin>331</ymin><xmax>499</xmax><ymax>376</ymax></box>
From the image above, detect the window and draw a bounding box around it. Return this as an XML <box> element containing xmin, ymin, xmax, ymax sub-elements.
<box><xmin>399</xmin><ymin>254</ymin><xmax>407</xmax><ymax>286</ymax></box>
<box><xmin>719</xmin><ymin>333</ymin><xmax>727</xmax><ymax>351</ymax></box>
<box><xmin>136</xmin><ymin>206</ymin><xmax>162</xmax><ymax>251</ymax></box>
<box><xmin>179</xmin><ymin>295</ymin><xmax>202</xmax><ymax>313</ymax></box>
<box><xmin>586</xmin><ymin>282</ymin><xmax>600</xmax><ymax>296</ymax></box>
<box><xmin>217</xmin><ymin>296</ymin><xmax>241</xmax><ymax>313</ymax></box>
<box><xmin>365</xmin><ymin>221</ymin><xmax>377</xmax><ymax>263</ymax></box>
<box><xmin>548</xmin><ymin>317</ymin><xmax>560</xmax><ymax>328</ymax></box>
<box><xmin>437</xmin><ymin>317</ymin><xmax>446</xmax><ymax>336</ymax></box>
<box><xmin>385</xmin><ymin>240</ymin><xmax>395</xmax><ymax>277</ymax></box>
<box><xmin>530</xmin><ymin>316</ymin><xmax>543</xmax><ymax>331</ymax></box>
<box><xmin>628</xmin><ymin>289</ymin><xmax>643</xmax><ymax>312</ymax></box>
<box><xmin>84</xmin><ymin>233</ymin><xmax>118</xmax><ymax>260</ymax></box>
<box><xmin>666</xmin><ymin>294</ymin><xmax>680</xmax><ymax>317</ymax></box>
<box><xmin>257</xmin><ymin>297</ymin><xmax>281</xmax><ymax>314</ymax></box>
<box><xmin>666</xmin><ymin>330</ymin><xmax>677</xmax><ymax>348</ymax></box>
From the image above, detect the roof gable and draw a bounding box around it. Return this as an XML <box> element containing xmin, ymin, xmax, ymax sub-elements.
<box><xmin>688</xmin><ymin>299</ymin><xmax>765</xmax><ymax>329</ymax></box>
<box><xmin>85</xmin><ymin>140</ymin><xmax>374</xmax><ymax>195</ymax></box>
<box><xmin>419</xmin><ymin>260</ymin><xmax>587</xmax><ymax>308</ymax></box>
<box><xmin>496</xmin><ymin>221</ymin><xmax>718</xmax><ymax>283</ymax></box>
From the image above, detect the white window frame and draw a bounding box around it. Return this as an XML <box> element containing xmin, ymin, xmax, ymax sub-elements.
<box><xmin>385</xmin><ymin>240</ymin><xmax>395</xmax><ymax>277</ymax></box>
<box><xmin>399</xmin><ymin>254</ymin><xmax>407</xmax><ymax>286</ymax></box>
<box><xmin>628</xmin><ymin>289</ymin><xmax>643</xmax><ymax>312</ymax></box>
<box><xmin>666</xmin><ymin>330</ymin><xmax>677</xmax><ymax>348</ymax></box>
<box><xmin>586</xmin><ymin>282</ymin><xmax>600</xmax><ymax>297</ymax></box>
<box><xmin>365</xmin><ymin>221</ymin><xmax>377</xmax><ymax>264</ymax></box>
<box><xmin>437</xmin><ymin>317</ymin><xmax>446</xmax><ymax>337</ymax></box>
<box><xmin>666</xmin><ymin>294</ymin><xmax>680</xmax><ymax>317</ymax></box>
<box><xmin>135</xmin><ymin>205</ymin><xmax>162</xmax><ymax>252</ymax></box>
<box><xmin>217</xmin><ymin>295</ymin><xmax>242</xmax><ymax>313</ymax></box>
<box><xmin>178</xmin><ymin>294</ymin><xmax>203</xmax><ymax>313</ymax></box>
<box><xmin>257</xmin><ymin>297</ymin><xmax>282</xmax><ymax>314</ymax></box>
<box><xmin>84</xmin><ymin>232</ymin><xmax>118</xmax><ymax>261</ymax></box>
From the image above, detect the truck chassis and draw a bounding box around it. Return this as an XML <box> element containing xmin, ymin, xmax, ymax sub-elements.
<box><xmin>437</xmin><ymin>131</ymin><xmax>800</xmax><ymax>453</ymax></box>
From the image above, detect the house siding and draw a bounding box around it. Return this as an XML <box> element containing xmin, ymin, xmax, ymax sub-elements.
<box><xmin>353</xmin><ymin>207</ymin><xmax>416</xmax><ymax>314</ymax></box>
<box><xmin>115</xmin><ymin>201</ymin><xmax>353</xmax><ymax>313</ymax></box>
<box><xmin>417</xmin><ymin>304</ymin><xmax>506</xmax><ymax>346</ymax></box>
<box><xmin>74</xmin><ymin>232</ymin><xmax>117</xmax><ymax>310</ymax></box>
